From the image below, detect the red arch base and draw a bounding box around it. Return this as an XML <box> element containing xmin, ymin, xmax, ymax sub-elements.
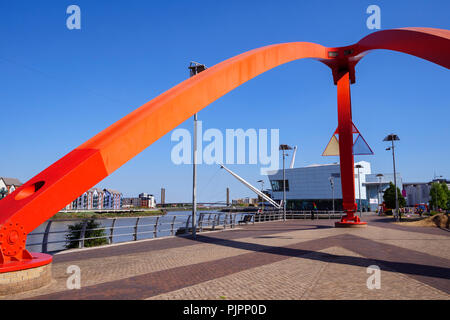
<box><xmin>335</xmin><ymin>221</ymin><xmax>367</xmax><ymax>228</ymax></box>
<box><xmin>0</xmin><ymin>253</ymin><xmax>52</xmax><ymax>273</ymax></box>
<box><xmin>0</xmin><ymin>27</ymin><xmax>449</xmax><ymax>271</ymax></box>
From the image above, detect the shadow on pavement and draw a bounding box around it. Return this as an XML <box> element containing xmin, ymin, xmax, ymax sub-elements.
<box><xmin>192</xmin><ymin>233</ymin><xmax>450</xmax><ymax>287</ymax></box>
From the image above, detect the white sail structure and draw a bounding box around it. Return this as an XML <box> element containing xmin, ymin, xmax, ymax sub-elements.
<box><xmin>219</xmin><ymin>164</ymin><xmax>281</xmax><ymax>209</ymax></box>
<box><xmin>289</xmin><ymin>146</ymin><xmax>297</xmax><ymax>169</ymax></box>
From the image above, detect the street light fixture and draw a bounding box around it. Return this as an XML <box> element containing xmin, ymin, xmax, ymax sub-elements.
<box><xmin>355</xmin><ymin>164</ymin><xmax>363</xmax><ymax>217</ymax></box>
<box><xmin>376</xmin><ymin>173</ymin><xmax>384</xmax><ymax>213</ymax></box>
<box><xmin>279</xmin><ymin>144</ymin><xmax>293</xmax><ymax>221</ymax></box>
<box><xmin>384</xmin><ymin>133</ymin><xmax>400</xmax><ymax>221</ymax></box>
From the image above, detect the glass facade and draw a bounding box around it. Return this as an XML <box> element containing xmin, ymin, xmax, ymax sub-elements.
<box><xmin>270</xmin><ymin>180</ymin><xmax>289</xmax><ymax>192</ymax></box>
<box><xmin>268</xmin><ymin>161</ymin><xmax>376</xmax><ymax>211</ymax></box>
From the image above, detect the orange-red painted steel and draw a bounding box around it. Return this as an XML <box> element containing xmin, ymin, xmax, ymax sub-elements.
<box><xmin>0</xmin><ymin>28</ymin><xmax>448</xmax><ymax>271</ymax></box>
<box><xmin>336</xmin><ymin>73</ymin><xmax>358</xmax><ymax>220</ymax></box>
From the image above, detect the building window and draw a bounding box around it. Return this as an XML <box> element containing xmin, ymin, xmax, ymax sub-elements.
<box><xmin>93</xmin><ymin>194</ymin><xmax>99</xmax><ymax>209</ymax></box>
<box><xmin>271</xmin><ymin>180</ymin><xmax>289</xmax><ymax>192</ymax></box>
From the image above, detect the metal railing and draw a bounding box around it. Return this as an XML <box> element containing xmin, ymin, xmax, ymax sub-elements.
<box><xmin>26</xmin><ymin>213</ymin><xmax>248</xmax><ymax>253</ymax></box>
<box><xmin>284</xmin><ymin>210</ymin><xmax>345</xmax><ymax>220</ymax></box>
<box><xmin>253</xmin><ymin>210</ymin><xmax>345</xmax><ymax>222</ymax></box>
<box><xmin>26</xmin><ymin>210</ymin><xmax>344</xmax><ymax>253</ymax></box>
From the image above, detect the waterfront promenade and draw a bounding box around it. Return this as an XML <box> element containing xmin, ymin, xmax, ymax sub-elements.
<box><xmin>4</xmin><ymin>215</ymin><xmax>450</xmax><ymax>300</ymax></box>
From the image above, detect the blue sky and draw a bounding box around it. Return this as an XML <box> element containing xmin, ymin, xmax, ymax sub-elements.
<box><xmin>1</xmin><ymin>0</ymin><xmax>449</xmax><ymax>203</ymax></box>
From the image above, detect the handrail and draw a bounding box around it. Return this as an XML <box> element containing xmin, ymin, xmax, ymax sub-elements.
<box><xmin>27</xmin><ymin>210</ymin><xmax>347</xmax><ymax>252</ymax></box>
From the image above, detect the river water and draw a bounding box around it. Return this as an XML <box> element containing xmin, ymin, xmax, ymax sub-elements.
<box><xmin>25</xmin><ymin>210</ymin><xmax>246</xmax><ymax>253</ymax></box>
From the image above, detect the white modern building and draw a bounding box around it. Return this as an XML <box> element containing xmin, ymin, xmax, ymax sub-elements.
<box><xmin>402</xmin><ymin>179</ymin><xmax>449</xmax><ymax>207</ymax></box>
<box><xmin>267</xmin><ymin>161</ymin><xmax>401</xmax><ymax>211</ymax></box>
<box><xmin>139</xmin><ymin>193</ymin><xmax>156</xmax><ymax>208</ymax></box>
<box><xmin>364</xmin><ymin>173</ymin><xmax>403</xmax><ymax>211</ymax></box>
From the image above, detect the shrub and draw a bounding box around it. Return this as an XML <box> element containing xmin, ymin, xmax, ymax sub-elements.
<box><xmin>65</xmin><ymin>219</ymin><xmax>108</xmax><ymax>249</ymax></box>
<box><xmin>383</xmin><ymin>182</ymin><xmax>406</xmax><ymax>209</ymax></box>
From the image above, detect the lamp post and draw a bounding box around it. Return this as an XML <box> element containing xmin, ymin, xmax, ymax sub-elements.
<box><xmin>355</xmin><ymin>164</ymin><xmax>363</xmax><ymax>217</ymax></box>
<box><xmin>279</xmin><ymin>144</ymin><xmax>292</xmax><ymax>221</ymax></box>
<box><xmin>257</xmin><ymin>180</ymin><xmax>264</xmax><ymax>213</ymax></box>
<box><xmin>188</xmin><ymin>61</ymin><xmax>207</xmax><ymax>238</ymax></box>
<box><xmin>329</xmin><ymin>176</ymin><xmax>335</xmax><ymax>214</ymax></box>
<box><xmin>376</xmin><ymin>173</ymin><xmax>383</xmax><ymax>213</ymax></box>
<box><xmin>384</xmin><ymin>134</ymin><xmax>400</xmax><ymax>221</ymax></box>
<box><xmin>432</xmin><ymin>174</ymin><xmax>443</xmax><ymax>211</ymax></box>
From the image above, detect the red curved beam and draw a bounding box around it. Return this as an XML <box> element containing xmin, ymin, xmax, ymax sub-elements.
<box><xmin>355</xmin><ymin>27</ymin><xmax>450</xmax><ymax>69</ymax></box>
<box><xmin>0</xmin><ymin>27</ymin><xmax>449</xmax><ymax>268</ymax></box>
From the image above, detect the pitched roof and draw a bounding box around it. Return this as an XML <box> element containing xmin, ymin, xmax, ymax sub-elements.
<box><xmin>0</xmin><ymin>177</ymin><xmax>23</xmax><ymax>186</ymax></box>
<box><xmin>104</xmin><ymin>189</ymin><xmax>121</xmax><ymax>195</ymax></box>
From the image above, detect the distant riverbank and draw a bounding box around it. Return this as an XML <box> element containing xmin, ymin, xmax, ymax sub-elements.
<box><xmin>52</xmin><ymin>206</ymin><xmax>227</xmax><ymax>219</ymax></box>
<box><xmin>52</xmin><ymin>209</ymin><xmax>165</xmax><ymax>219</ymax></box>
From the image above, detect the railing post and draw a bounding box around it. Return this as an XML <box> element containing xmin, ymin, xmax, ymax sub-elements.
<box><xmin>171</xmin><ymin>216</ymin><xmax>176</xmax><ymax>236</ymax></box>
<box><xmin>109</xmin><ymin>218</ymin><xmax>116</xmax><ymax>244</ymax></box>
<box><xmin>42</xmin><ymin>220</ymin><xmax>53</xmax><ymax>253</ymax></box>
<box><xmin>197</xmin><ymin>213</ymin><xmax>201</xmax><ymax>232</ymax></box>
<box><xmin>134</xmin><ymin>217</ymin><xmax>140</xmax><ymax>241</ymax></box>
<box><xmin>154</xmin><ymin>216</ymin><xmax>160</xmax><ymax>238</ymax></box>
<box><xmin>198</xmin><ymin>213</ymin><xmax>204</xmax><ymax>232</ymax></box>
<box><xmin>79</xmin><ymin>219</ymin><xmax>88</xmax><ymax>249</ymax></box>
<box><xmin>185</xmin><ymin>215</ymin><xmax>191</xmax><ymax>234</ymax></box>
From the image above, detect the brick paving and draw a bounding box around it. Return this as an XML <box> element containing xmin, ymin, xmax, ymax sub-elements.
<box><xmin>1</xmin><ymin>214</ymin><xmax>449</xmax><ymax>300</ymax></box>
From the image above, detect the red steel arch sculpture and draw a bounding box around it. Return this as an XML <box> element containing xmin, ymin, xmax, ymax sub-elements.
<box><xmin>0</xmin><ymin>28</ymin><xmax>449</xmax><ymax>272</ymax></box>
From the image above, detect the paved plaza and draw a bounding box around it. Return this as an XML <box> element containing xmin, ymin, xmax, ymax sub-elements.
<box><xmin>3</xmin><ymin>214</ymin><xmax>449</xmax><ymax>300</ymax></box>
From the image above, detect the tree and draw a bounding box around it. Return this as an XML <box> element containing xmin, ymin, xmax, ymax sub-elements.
<box><xmin>442</xmin><ymin>182</ymin><xmax>450</xmax><ymax>209</ymax></box>
<box><xmin>383</xmin><ymin>182</ymin><xmax>406</xmax><ymax>210</ymax></box>
<box><xmin>430</xmin><ymin>182</ymin><xmax>448</xmax><ymax>210</ymax></box>
<box><xmin>65</xmin><ymin>219</ymin><xmax>108</xmax><ymax>249</ymax></box>
<box><xmin>0</xmin><ymin>187</ymin><xmax>7</xmax><ymax>200</ymax></box>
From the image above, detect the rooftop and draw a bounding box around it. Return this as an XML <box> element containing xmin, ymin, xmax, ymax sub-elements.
<box><xmin>0</xmin><ymin>177</ymin><xmax>23</xmax><ymax>186</ymax></box>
